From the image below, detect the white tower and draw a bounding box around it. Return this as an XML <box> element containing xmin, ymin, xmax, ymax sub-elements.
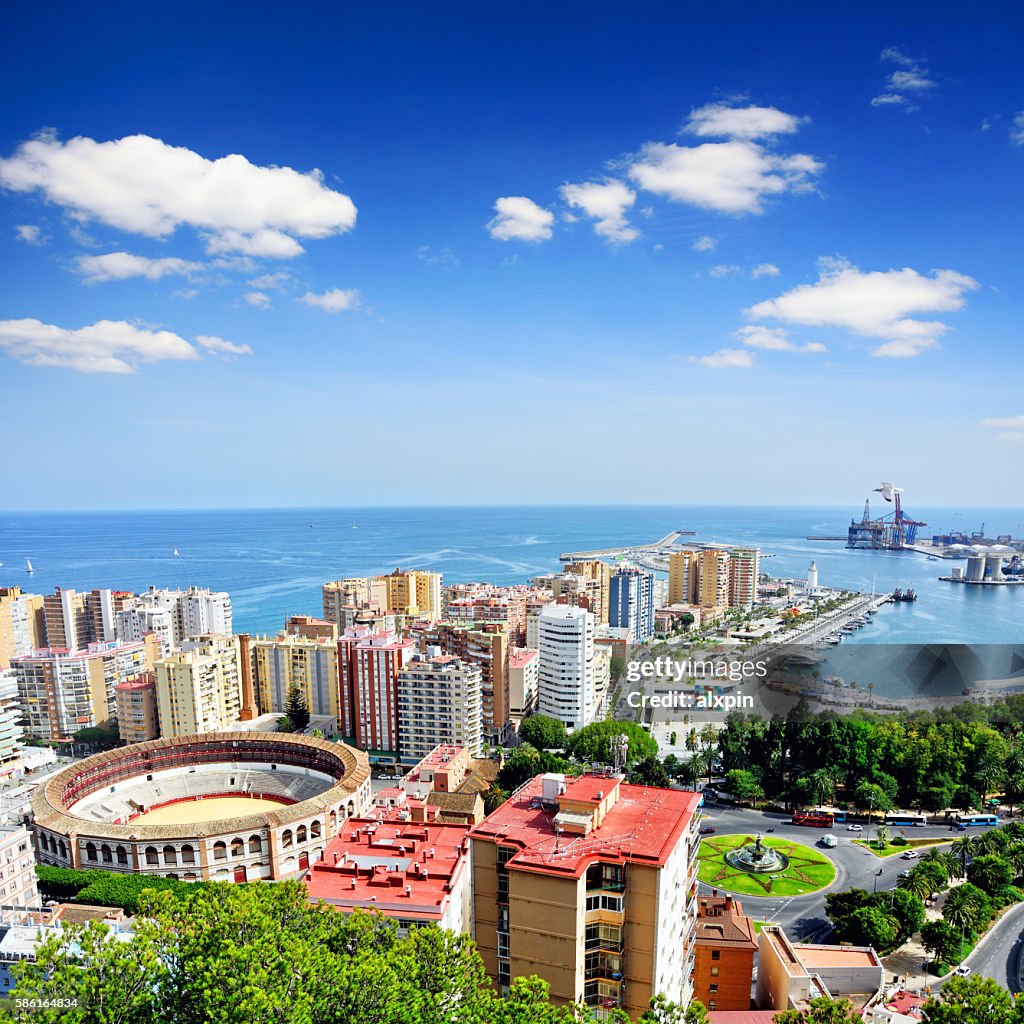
<box><xmin>807</xmin><ymin>560</ymin><xmax>819</xmax><ymax>594</ymax></box>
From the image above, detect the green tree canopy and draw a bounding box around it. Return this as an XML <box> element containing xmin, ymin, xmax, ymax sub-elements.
<box><xmin>565</xmin><ymin>720</ymin><xmax>658</xmax><ymax>765</ymax></box>
<box><xmin>518</xmin><ymin>715</ymin><xmax>568</xmax><ymax>751</ymax></box>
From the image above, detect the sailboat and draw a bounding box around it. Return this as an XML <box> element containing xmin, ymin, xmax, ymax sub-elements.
<box><xmin>351</xmin><ymin>522</ymin><xmax>358</xmax><ymax>529</ymax></box>
<box><xmin>173</xmin><ymin>548</ymin><xmax>180</xmax><ymax>558</ymax></box>
<box><xmin>25</xmin><ymin>558</ymin><xmax>34</xmax><ymax>574</ymax></box>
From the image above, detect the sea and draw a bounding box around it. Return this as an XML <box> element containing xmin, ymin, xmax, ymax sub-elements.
<box><xmin>2</xmin><ymin>505</ymin><xmax>1022</xmax><ymax>662</ymax></box>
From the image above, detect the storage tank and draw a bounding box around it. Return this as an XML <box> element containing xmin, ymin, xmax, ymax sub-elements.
<box><xmin>985</xmin><ymin>555</ymin><xmax>1004</xmax><ymax>581</ymax></box>
<box><xmin>950</xmin><ymin>566</ymin><xmax>964</xmax><ymax>580</ymax></box>
<box><xmin>966</xmin><ymin>555</ymin><xmax>986</xmax><ymax>582</ymax></box>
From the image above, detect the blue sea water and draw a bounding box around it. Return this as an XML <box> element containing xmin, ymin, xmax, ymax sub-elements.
<box><xmin>1</xmin><ymin>505</ymin><xmax>1022</xmax><ymax>644</ymax></box>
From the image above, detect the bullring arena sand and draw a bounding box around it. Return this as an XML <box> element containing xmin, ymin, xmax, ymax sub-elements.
<box><xmin>130</xmin><ymin>796</ymin><xmax>290</xmax><ymax>826</ymax></box>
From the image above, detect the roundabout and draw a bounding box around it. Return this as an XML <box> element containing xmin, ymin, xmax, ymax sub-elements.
<box><xmin>697</xmin><ymin>833</ymin><xmax>837</xmax><ymax>897</ymax></box>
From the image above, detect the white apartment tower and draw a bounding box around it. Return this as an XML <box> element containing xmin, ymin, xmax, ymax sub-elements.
<box><xmin>537</xmin><ymin>605</ymin><xmax>596</xmax><ymax>731</ymax></box>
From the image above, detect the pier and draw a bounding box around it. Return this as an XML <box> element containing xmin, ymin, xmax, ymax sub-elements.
<box><xmin>558</xmin><ymin>530</ymin><xmax>693</xmax><ymax>562</ymax></box>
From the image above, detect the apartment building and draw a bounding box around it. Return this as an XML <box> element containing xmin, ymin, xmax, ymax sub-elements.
<box><xmin>397</xmin><ymin>652</ymin><xmax>483</xmax><ymax>762</ymax></box>
<box><xmin>0</xmin><ymin>671</ymin><xmax>22</xmax><ymax>777</ymax></box>
<box><xmin>0</xmin><ymin>587</ymin><xmax>45</xmax><ymax>670</ymax></box>
<box><xmin>728</xmin><ymin>548</ymin><xmax>760</xmax><ymax>611</ymax></box>
<box><xmin>508</xmin><ymin>648</ymin><xmax>539</xmax><ymax>724</ymax></box>
<box><xmin>250</xmin><ymin>631</ymin><xmax>340</xmax><ymax>722</ymax></box>
<box><xmin>563</xmin><ymin>560</ymin><xmax>612</xmax><ymax>625</ymax></box>
<box><xmin>471</xmin><ymin>773</ymin><xmax>703</xmax><ymax>1018</ymax></box>
<box><xmin>698</xmin><ymin>550</ymin><xmax>731</xmax><ymax>611</ymax></box>
<box><xmin>608</xmin><ymin>569</ymin><xmax>655</xmax><ymax>643</ymax></box>
<box><xmin>693</xmin><ymin>894</ymin><xmax>758</xmax><ymax>1012</ymax></box>
<box><xmin>668</xmin><ymin>551</ymin><xmax>698</xmax><ymax>607</ymax></box>
<box><xmin>551</xmin><ymin>573</ymin><xmax>603</xmax><ymax>623</ymax></box>
<box><xmin>0</xmin><ymin>826</ymin><xmax>41</xmax><ymax>925</ymax></box>
<box><xmin>537</xmin><ymin>605</ymin><xmax>596</xmax><ymax>731</ymax></box>
<box><xmin>154</xmin><ymin>634</ymin><xmax>242</xmax><ymax>737</ymax></box>
<box><xmin>115</xmin><ymin>673</ymin><xmax>160</xmax><ymax>743</ymax></box>
<box><xmin>12</xmin><ymin>637</ymin><xmax>158</xmax><ymax>741</ymax></box>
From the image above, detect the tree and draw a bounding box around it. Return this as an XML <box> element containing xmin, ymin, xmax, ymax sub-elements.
<box><xmin>953</xmin><ymin>834</ymin><xmax>976</xmax><ymax>877</ymax></box>
<box><xmin>609</xmin><ymin>655</ymin><xmax>626</xmax><ymax>681</ymax></box>
<box><xmin>840</xmin><ymin>905</ymin><xmax>898</xmax><ymax>952</ymax></box>
<box><xmin>283</xmin><ymin>686</ymin><xmax>310</xmax><ymax>732</ymax></box>
<box><xmin>805</xmin><ymin>767</ymin><xmax>838</xmax><ymax>808</ymax></box>
<box><xmin>922</xmin><ymin>973</ymin><xmax>1024</xmax><ymax>1023</ymax></box>
<box><xmin>920</xmin><ymin>920</ymin><xmax>962</xmax><ymax>969</ymax></box>
<box><xmin>966</xmin><ymin>853</ymin><xmax>1013</xmax><ymax>894</ymax></box>
<box><xmin>724</xmin><ymin>769</ymin><xmax>764</xmax><ymax>803</ymax></box>
<box><xmin>630</xmin><ymin>756</ymin><xmax>671</xmax><ymax>788</ymax></box>
<box><xmin>874</xmin><ymin>823</ymin><xmax>890</xmax><ymax>849</ymax></box>
<box><xmin>854</xmin><ymin>780</ymin><xmax>894</xmax><ymax>814</ymax></box>
<box><xmin>773</xmin><ymin>996</ymin><xmax>862</xmax><ymax>1023</ymax></box>
<box><xmin>898</xmin><ymin>868</ymin><xmax>939</xmax><ymax>902</ymax></box>
<box><xmin>638</xmin><ymin>995</ymin><xmax>710</xmax><ymax>1024</ymax></box>
<box><xmin>942</xmin><ymin>883</ymin><xmax>991</xmax><ymax>936</ymax></box>
<box><xmin>518</xmin><ymin>715</ymin><xmax>567</xmax><ymax>751</ymax></box>
<box><xmin>484</xmin><ymin>785</ymin><xmax>509</xmax><ymax>815</ymax></box>
<box><xmin>565</xmin><ymin>721</ymin><xmax>658</xmax><ymax>765</ymax></box>
<box><xmin>887</xmin><ymin>888</ymin><xmax>926</xmax><ymax>941</ymax></box>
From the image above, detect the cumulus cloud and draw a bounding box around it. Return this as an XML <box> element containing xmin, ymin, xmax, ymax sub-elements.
<box><xmin>747</xmin><ymin>258</ymin><xmax>978</xmax><ymax>357</ymax></box>
<box><xmin>0</xmin><ymin>317</ymin><xmax>201</xmax><ymax>373</ymax></box>
<box><xmin>872</xmin><ymin>48</ymin><xmax>936</xmax><ymax>111</ymax></box>
<box><xmin>15</xmin><ymin>224</ymin><xmax>42</xmax><ymax>245</ymax></box>
<box><xmin>751</xmin><ymin>262</ymin><xmax>780</xmax><ymax>278</ymax></box>
<box><xmin>629</xmin><ymin>139</ymin><xmax>822</xmax><ymax>215</ymax></box>
<box><xmin>76</xmin><ymin>251</ymin><xmax>203</xmax><ymax>283</ymax></box>
<box><xmin>1011</xmin><ymin>113</ymin><xmax>1024</xmax><ymax>146</ymax></box>
<box><xmin>560</xmin><ymin>180</ymin><xmax>639</xmax><ymax>242</ymax></box>
<box><xmin>695</xmin><ymin>347</ymin><xmax>755</xmax><ymax>369</ymax></box>
<box><xmin>298</xmin><ymin>287</ymin><xmax>361</xmax><ymax>313</ymax></box>
<box><xmin>244</xmin><ymin>291</ymin><xmax>271</xmax><ymax>309</ymax></box>
<box><xmin>487</xmin><ymin>196</ymin><xmax>555</xmax><ymax>242</ymax></box>
<box><xmin>197</xmin><ymin>334</ymin><xmax>253</xmax><ymax>357</ymax></box>
<box><xmin>686</xmin><ymin>103</ymin><xmax>805</xmax><ymax>140</ymax></box>
<box><xmin>0</xmin><ymin>132</ymin><xmax>357</xmax><ymax>258</ymax></box>
<box><xmin>248</xmin><ymin>271</ymin><xmax>294</xmax><ymax>290</ymax></box>
<box><xmin>734</xmin><ymin>324</ymin><xmax>826</xmax><ymax>353</ymax></box>
<box><xmin>709</xmin><ymin>264</ymin><xmax>741</xmax><ymax>278</ymax></box>
<box><xmin>693</xmin><ymin>235</ymin><xmax>717</xmax><ymax>251</ymax></box>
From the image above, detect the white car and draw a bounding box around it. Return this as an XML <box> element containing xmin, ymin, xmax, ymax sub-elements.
<box><xmin>847</xmin><ymin>824</ymin><xmax>863</xmax><ymax>832</ymax></box>
<box><xmin>901</xmin><ymin>851</ymin><xmax>918</xmax><ymax>860</ymax></box>
<box><xmin>954</xmin><ymin>966</ymin><xmax>971</xmax><ymax>977</ymax></box>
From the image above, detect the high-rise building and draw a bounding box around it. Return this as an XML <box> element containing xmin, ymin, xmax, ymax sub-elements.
<box><xmin>250</xmin><ymin>632</ymin><xmax>340</xmax><ymax>722</ymax></box>
<box><xmin>508</xmin><ymin>648</ymin><xmax>539</xmax><ymax>724</ymax></box>
<box><xmin>154</xmin><ymin>635</ymin><xmax>242</xmax><ymax>737</ymax></box>
<box><xmin>116</xmin><ymin>589</ymin><xmax>177</xmax><ymax>657</ymax></box>
<box><xmin>337</xmin><ymin>628</ymin><xmax>415</xmax><ymax>756</ymax></box>
<box><xmin>285</xmin><ymin>615</ymin><xmax>338</xmax><ymax>642</ymax></box>
<box><xmin>727</xmin><ymin>548</ymin><xmax>760</xmax><ymax>610</ymax></box>
<box><xmin>397</xmin><ymin>651</ymin><xmax>483</xmax><ymax>761</ymax></box>
<box><xmin>419</xmin><ymin>622</ymin><xmax>510</xmax><ymax>746</ymax></box>
<box><xmin>550</xmin><ymin>573</ymin><xmax>603</xmax><ymax>623</ymax></box>
<box><xmin>697</xmin><ymin>550</ymin><xmax>731</xmax><ymax>611</ymax></box>
<box><xmin>322</xmin><ymin>578</ymin><xmax>389</xmax><ymax>630</ymax></box>
<box><xmin>178</xmin><ymin>587</ymin><xmax>232</xmax><ymax>638</ymax></box>
<box><xmin>608</xmin><ymin>568</ymin><xmax>655</xmax><ymax>643</ymax></box>
<box><xmin>42</xmin><ymin>588</ymin><xmax>131</xmax><ymax>652</ymax></box>
<box><xmin>693</xmin><ymin>894</ymin><xmax>758</xmax><ymax>1012</ymax></box>
<box><xmin>115</xmin><ymin>673</ymin><xmax>160</xmax><ymax>743</ymax></box>
<box><xmin>0</xmin><ymin>825</ymin><xmax>41</xmax><ymax>925</ymax></box>
<box><xmin>383</xmin><ymin>569</ymin><xmax>443</xmax><ymax>620</ymax></box>
<box><xmin>0</xmin><ymin>587</ymin><xmax>45</xmax><ymax>670</ymax></box>
<box><xmin>563</xmin><ymin>560</ymin><xmax>612</xmax><ymax>625</ymax></box>
<box><xmin>668</xmin><ymin>551</ymin><xmax>699</xmax><ymax>607</ymax></box>
<box><xmin>471</xmin><ymin>773</ymin><xmax>703</xmax><ymax>1017</ymax></box>
<box><xmin>0</xmin><ymin>670</ymin><xmax>23</xmax><ymax>777</ymax></box>
<box><xmin>537</xmin><ymin>605</ymin><xmax>596</xmax><ymax>731</ymax></box>
<box><xmin>13</xmin><ymin>637</ymin><xmax>158</xmax><ymax>741</ymax></box>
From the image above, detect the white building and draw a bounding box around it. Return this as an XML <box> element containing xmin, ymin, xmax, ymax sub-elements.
<box><xmin>0</xmin><ymin>672</ymin><xmax>23</xmax><ymax>779</ymax></box>
<box><xmin>179</xmin><ymin>586</ymin><xmax>232</xmax><ymax>639</ymax></box>
<box><xmin>397</xmin><ymin>651</ymin><xmax>483</xmax><ymax>761</ymax></box>
<box><xmin>537</xmin><ymin>604</ymin><xmax>596</xmax><ymax>731</ymax></box>
<box><xmin>0</xmin><ymin>825</ymin><xmax>40</xmax><ymax>926</ymax></box>
<box><xmin>116</xmin><ymin>586</ymin><xmax>232</xmax><ymax>655</ymax></box>
<box><xmin>508</xmin><ymin>648</ymin><xmax>539</xmax><ymax>724</ymax></box>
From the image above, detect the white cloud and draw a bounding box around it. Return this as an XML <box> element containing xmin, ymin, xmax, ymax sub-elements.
<box><xmin>416</xmin><ymin>245</ymin><xmax>460</xmax><ymax>268</ymax></box>
<box><xmin>994</xmin><ymin>432</ymin><xmax>1024</xmax><ymax>445</ymax></box>
<box><xmin>872</xmin><ymin>48</ymin><xmax>935</xmax><ymax>111</ymax></box>
<box><xmin>981</xmin><ymin>415</ymin><xmax>1024</xmax><ymax>430</ymax></box>
<box><xmin>248</xmin><ymin>271</ymin><xmax>293</xmax><ymax>290</ymax></box>
<box><xmin>1011</xmin><ymin>113</ymin><xmax>1024</xmax><ymax>146</ymax></box>
<box><xmin>629</xmin><ymin>139</ymin><xmax>822</xmax><ymax>215</ymax></box>
<box><xmin>244</xmin><ymin>291</ymin><xmax>271</xmax><ymax>309</ymax></box>
<box><xmin>751</xmin><ymin>262</ymin><xmax>780</xmax><ymax>278</ymax></box>
<box><xmin>709</xmin><ymin>264</ymin><xmax>741</xmax><ymax>278</ymax></box>
<box><xmin>197</xmin><ymin>334</ymin><xmax>253</xmax><ymax>357</ymax></box>
<box><xmin>487</xmin><ymin>196</ymin><xmax>554</xmax><ymax>242</ymax></box>
<box><xmin>560</xmin><ymin>180</ymin><xmax>639</xmax><ymax>242</ymax></box>
<box><xmin>298</xmin><ymin>287</ymin><xmax>361</xmax><ymax>313</ymax></box>
<box><xmin>734</xmin><ymin>324</ymin><xmax>826</xmax><ymax>353</ymax></box>
<box><xmin>174</xmin><ymin>288</ymin><xmax>199</xmax><ymax>300</ymax></box>
<box><xmin>686</xmin><ymin>103</ymin><xmax>804</xmax><ymax>140</ymax></box>
<box><xmin>76</xmin><ymin>251</ymin><xmax>203</xmax><ymax>283</ymax></box>
<box><xmin>693</xmin><ymin>234</ymin><xmax>717</xmax><ymax>251</ymax></box>
<box><xmin>747</xmin><ymin>258</ymin><xmax>978</xmax><ymax>358</ymax></box>
<box><xmin>0</xmin><ymin>317</ymin><xmax>201</xmax><ymax>373</ymax></box>
<box><xmin>0</xmin><ymin>131</ymin><xmax>357</xmax><ymax>257</ymax></box>
<box><xmin>695</xmin><ymin>347</ymin><xmax>755</xmax><ymax>369</ymax></box>
<box><xmin>15</xmin><ymin>224</ymin><xmax>42</xmax><ymax>245</ymax></box>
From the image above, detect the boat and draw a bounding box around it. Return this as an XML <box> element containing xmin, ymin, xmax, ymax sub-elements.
<box><xmin>25</xmin><ymin>558</ymin><xmax>34</xmax><ymax>574</ymax></box>
<box><xmin>173</xmin><ymin>548</ymin><xmax>180</xmax><ymax>558</ymax></box>
<box><xmin>351</xmin><ymin>523</ymin><xmax>358</xmax><ymax>529</ymax></box>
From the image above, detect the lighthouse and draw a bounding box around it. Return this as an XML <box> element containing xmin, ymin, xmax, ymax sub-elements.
<box><xmin>807</xmin><ymin>560</ymin><xmax>819</xmax><ymax>594</ymax></box>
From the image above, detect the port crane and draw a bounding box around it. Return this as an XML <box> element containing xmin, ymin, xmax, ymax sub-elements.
<box><xmin>848</xmin><ymin>482</ymin><xmax>926</xmax><ymax>549</ymax></box>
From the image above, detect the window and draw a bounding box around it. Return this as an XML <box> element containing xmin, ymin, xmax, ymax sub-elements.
<box><xmin>709</xmin><ymin>984</ymin><xmax>718</xmax><ymax>993</ymax></box>
<box><xmin>710</xmin><ymin>966</ymin><xmax>719</xmax><ymax>977</ymax></box>
<box><xmin>711</xmin><ymin>950</ymin><xmax>720</xmax><ymax>960</ymax></box>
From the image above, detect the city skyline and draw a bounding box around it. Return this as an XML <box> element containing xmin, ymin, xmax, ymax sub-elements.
<box><xmin>2</xmin><ymin>3</ymin><xmax>1024</xmax><ymax>509</ymax></box>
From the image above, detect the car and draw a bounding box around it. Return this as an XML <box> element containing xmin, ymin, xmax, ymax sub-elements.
<box><xmin>898</xmin><ymin>870</ymin><xmax>911</xmax><ymax>879</ymax></box>
<box><xmin>699</xmin><ymin>827</ymin><xmax>716</xmax><ymax>835</ymax></box>
<box><xmin>847</xmin><ymin>824</ymin><xmax>863</xmax><ymax>832</ymax></box>
<box><xmin>901</xmin><ymin>850</ymin><xmax>918</xmax><ymax>860</ymax></box>
<box><xmin>954</xmin><ymin>966</ymin><xmax>971</xmax><ymax>977</ymax></box>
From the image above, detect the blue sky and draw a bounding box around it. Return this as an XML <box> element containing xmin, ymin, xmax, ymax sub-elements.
<box><xmin>2</xmin><ymin>1</ymin><xmax>1023</xmax><ymax>509</ymax></box>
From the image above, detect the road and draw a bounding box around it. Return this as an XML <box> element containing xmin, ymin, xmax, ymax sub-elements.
<box><xmin>694</xmin><ymin>805</ymin><xmax>982</xmax><ymax>942</ymax></box>
<box><xmin>958</xmin><ymin>901</ymin><xmax>1024</xmax><ymax>993</ymax></box>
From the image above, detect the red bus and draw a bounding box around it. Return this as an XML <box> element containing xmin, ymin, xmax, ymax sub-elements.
<box><xmin>792</xmin><ymin>810</ymin><xmax>834</xmax><ymax>827</ymax></box>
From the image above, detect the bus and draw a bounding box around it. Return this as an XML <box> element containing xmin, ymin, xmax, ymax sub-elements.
<box><xmin>884</xmin><ymin>812</ymin><xmax>928</xmax><ymax>827</ymax></box>
<box><xmin>954</xmin><ymin>813</ymin><xmax>998</xmax><ymax>829</ymax></box>
<box><xmin>792</xmin><ymin>810</ymin><xmax>834</xmax><ymax>827</ymax></box>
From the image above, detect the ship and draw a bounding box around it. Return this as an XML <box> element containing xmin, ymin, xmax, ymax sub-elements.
<box><xmin>891</xmin><ymin>588</ymin><xmax>917</xmax><ymax>602</ymax></box>
<box><xmin>847</xmin><ymin>483</ymin><xmax>926</xmax><ymax>550</ymax></box>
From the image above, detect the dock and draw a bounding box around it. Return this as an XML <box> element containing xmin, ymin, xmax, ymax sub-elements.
<box><xmin>559</xmin><ymin>530</ymin><xmax>693</xmax><ymax>562</ymax></box>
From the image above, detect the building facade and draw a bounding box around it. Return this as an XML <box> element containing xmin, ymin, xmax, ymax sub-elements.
<box><xmin>693</xmin><ymin>894</ymin><xmax>758</xmax><ymax>1012</ymax></box>
<box><xmin>727</xmin><ymin>549</ymin><xmax>760</xmax><ymax>611</ymax></box>
<box><xmin>608</xmin><ymin>569</ymin><xmax>655</xmax><ymax>643</ymax></box>
<box><xmin>397</xmin><ymin>652</ymin><xmax>483</xmax><ymax>762</ymax></box>
<box><xmin>251</xmin><ymin>632</ymin><xmax>340</xmax><ymax>723</ymax></box>
<box><xmin>537</xmin><ymin>605</ymin><xmax>596</xmax><ymax>731</ymax></box>
<box><xmin>154</xmin><ymin>635</ymin><xmax>242</xmax><ymax>737</ymax></box>
<box><xmin>0</xmin><ymin>587</ymin><xmax>45</xmax><ymax>670</ymax></box>
<box><xmin>115</xmin><ymin>673</ymin><xmax>160</xmax><ymax>744</ymax></box>
<box><xmin>508</xmin><ymin>648</ymin><xmax>539</xmax><ymax>724</ymax></box>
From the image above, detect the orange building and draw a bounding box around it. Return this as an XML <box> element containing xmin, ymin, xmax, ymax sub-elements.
<box><xmin>693</xmin><ymin>894</ymin><xmax>757</xmax><ymax>1012</ymax></box>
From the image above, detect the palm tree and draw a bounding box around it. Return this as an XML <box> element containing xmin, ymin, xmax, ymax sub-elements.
<box><xmin>972</xmin><ymin>828</ymin><xmax>1008</xmax><ymax>855</ymax></box>
<box><xmin>974</xmin><ymin>763</ymin><xmax>1006</xmax><ymax>808</ymax></box>
<box><xmin>807</xmin><ymin>768</ymin><xmax>838</xmax><ymax>809</ymax></box>
<box><xmin>953</xmin><ymin>835</ymin><xmax>975</xmax><ymax>878</ymax></box>
<box><xmin>921</xmin><ymin>847</ymin><xmax>953</xmax><ymax>883</ymax></box>
<box><xmin>898</xmin><ymin>870</ymin><xmax>936</xmax><ymax>901</ymax></box>
<box><xmin>875</xmin><ymin>823</ymin><xmax>890</xmax><ymax>849</ymax></box>
<box><xmin>1006</xmin><ymin>843</ymin><xmax>1024</xmax><ymax>882</ymax></box>
<box><xmin>942</xmin><ymin>884</ymin><xmax>987</xmax><ymax>935</ymax></box>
